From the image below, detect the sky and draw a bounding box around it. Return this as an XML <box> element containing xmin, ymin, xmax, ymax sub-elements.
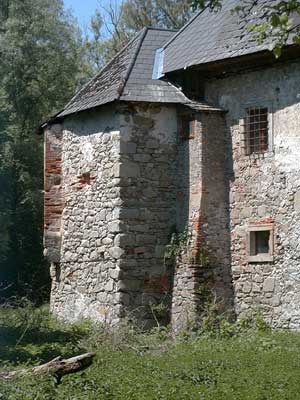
<box><xmin>63</xmin><ymin>0</ymin><xmax>120</xmax><ymax>36</ymax></box>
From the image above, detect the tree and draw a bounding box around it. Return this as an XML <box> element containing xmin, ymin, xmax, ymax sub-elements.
<box><xmin>86</xmin><ymin>0</ymin><xmax>194</xmax><ymax>70</ymax></box>
<box><xmin>0</xmin><ymin>0</ymin><xmax>86</xmax><ymax>301</ymax></box>
<box><xmin>121</xmin><ymin>0</ymin><xmax>193</xmax><ymax>31</ymax></box>
<box><xmin>83</xmin><ymin>6</ymin><xmax>130</xmax><ymax>73</ymax></box>
<box><xmin>193</xmin><ymin>0</ymin><xmax>300</xmax><ymax>57</ymax></box>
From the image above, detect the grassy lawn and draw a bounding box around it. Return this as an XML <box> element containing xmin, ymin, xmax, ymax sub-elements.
<box><xmin>1</xmin><ymin>304</ymin><xmax>300</xmax><ymax>399</ymax></box>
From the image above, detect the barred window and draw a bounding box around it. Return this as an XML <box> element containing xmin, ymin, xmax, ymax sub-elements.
<box><xmin>244</xmin><ymin>107</ymin><xmax>268</xmax><ymax>154</ymax></box>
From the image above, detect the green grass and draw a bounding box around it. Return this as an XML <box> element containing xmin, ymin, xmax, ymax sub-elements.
<box><xmin>1</xmin><ymin>303</ymin><xmax>300</xmax><ymax>399</ymax></box>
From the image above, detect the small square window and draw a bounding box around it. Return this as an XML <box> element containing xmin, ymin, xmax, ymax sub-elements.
<box><xmin>244</xmin><ymin>107</ymin><xmax>269</xmax><ymax>154</ymax></box>
<box><xmin>179</xmin><ymin>115</ymin><xmax>195</xmax><ymax>139</ymax></box>
<box><xmin>247</xmin><ymin>224</ymin><xmax>274</xmax><ymax>263</ymax></box>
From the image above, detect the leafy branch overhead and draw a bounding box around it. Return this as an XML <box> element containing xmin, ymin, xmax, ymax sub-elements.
<box><xmin>193</xmin><ymin>0</ymin><xmax>300</xmax><ymax>57</ymax></box>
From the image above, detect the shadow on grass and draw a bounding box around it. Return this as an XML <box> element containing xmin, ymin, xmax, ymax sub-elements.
<box><xmin>0</xmin><ymin>325</ymin><xmax>88</xmax><ymax>365</ymax></box>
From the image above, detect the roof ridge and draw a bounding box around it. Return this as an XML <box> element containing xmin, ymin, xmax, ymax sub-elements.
<box><xmin>43</xmin><ymin>27</ymin><xmax>191</xmax><ymax>123</ymax></box>
<box><xmin>117</xmin><ymin>27</ymin><xmax>148</xmax><ymax>98</ymax></box>
<box><xmin>63</xmin><ymin>29</ymin><xmax>145</xmax><ymax>110</ymax></box>
<box><xmin>145</xmin><ymin>26</ymin><xmax>178</xmax><ymax>32</ymax></box>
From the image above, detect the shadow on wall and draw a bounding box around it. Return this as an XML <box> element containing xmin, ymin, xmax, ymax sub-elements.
<box><xmin>200</xmin><ymin>111</ymin><xmax>235</xmax><ymax>314</ymax></box>
<box><xmin>169</xmin><ymin>109</ymin><xmax>235</xmax><ymax>331</ymax></box>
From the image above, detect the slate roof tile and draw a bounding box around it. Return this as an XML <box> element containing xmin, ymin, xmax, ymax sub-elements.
<box><xmin>57</xmin><ymin>31</ymin><xmax>143</xmax><ymax>118</ymax></box>
<box><xmin>162</xmin><ymin>0</ymin><xmax>280</xmax><ymax>73</ymax></box>
<box><xmin>56</xmin><ymin>27</ymin><xmax>190</xmax><ymax>119</ymax></box>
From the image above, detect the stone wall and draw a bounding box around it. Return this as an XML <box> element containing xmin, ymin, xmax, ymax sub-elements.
<box><xmin>44</xmin><ymin>124</ymin><xmax>64</xmax><ymax>264</ymax></box>
<box><xmin>45</xmin><ymin>103</ymin><xmax>179</xmax><ymax>326</ymax></box>
<box><xmin>205</xmin><ymin>60</ymin><xmax>300</xmax><ymax>328</ymax></box>
<box><xmin>171</xmin><ymin>110</ymin><xmax>233</xmax><ymax>332</ymax></box>
<box><xmin>117</xmin><ymin>103</ymin><xmax>178</xmax><ymax>327</ymax></box>
<box><xmin>44</xmin><ymin>102</ymin><xmax>233</xmax><ymax>331</ymax></box>
<box><xmin>48</xmin><ymin>106</ymin><xmax>123</xmax><ymax>323</ymax></box>
<box><xmin>44</xmin><ymin>59</ymin><xmax>300</xmax><ymax>330</ymax></box>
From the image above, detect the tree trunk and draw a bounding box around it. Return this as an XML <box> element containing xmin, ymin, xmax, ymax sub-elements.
<box><xmin>0</xmin><ymin>352</ymin><xmax>96</xmax><ymax>383</ymax></box>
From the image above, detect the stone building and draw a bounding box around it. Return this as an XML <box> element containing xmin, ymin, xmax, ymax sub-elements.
<box><xmin>41</xmin><ymin>1</ymin><xmax>300</xmax><ymax>330</ymax></box>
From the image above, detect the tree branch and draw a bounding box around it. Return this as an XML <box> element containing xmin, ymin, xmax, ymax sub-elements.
<box><xmin>0</xmin><ymin>352</ymin><xmax>96</xmax><ymax>384</ymax></box>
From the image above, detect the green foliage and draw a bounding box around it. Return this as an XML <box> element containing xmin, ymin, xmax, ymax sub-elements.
<box><xmin>0</xmin><ymin>0</ymin><xmax>88</xmax><ymax>301</ymax></box>
<box><xmin>121</xmin><ymin>0</ymin><xmax>193</xmax><ymax>31</ymax></box>
<box><xmin>85</xmin><ymin>0</ymin><xmax>194</xmax><ymax>69</ymax></box>
<box><xmin>187</xmin><ymin>246</ymin><xmax>209</xmax><ymax>266</ymax></box>
<box><xmin>192</xmin><ymin>0</ymin><xmax>222</xmax><ymax>11</ymax></box>
<box><xmin>0</xmin><ymin>0</ymin><xmax>196</xmax><ymax>300</ymax></box>
<box><xmin>165</xmin><ymin>229</ymin><xmax>209</xmax><ymax>267</ymax></box>
<box><xmin>82</xmin><ymin>8</ymin><xmax>128</xmax><ymax>74</ymax></box>
<box><xmin>193</xmin><ymin>0</ymin><xmax>300</xmax><ymax>56</ymax></box>
<box><xmin>165</xmin><ymin>229</ymin><xmax>189</xmax><ymax>261</ymax></box>
<box><xmin>1</xmin><ymin>304</ymin><xmax>300</xmax><ymax>399</ymax></box>
<box><xmin>150</xmin><ymin>302</ymin><xmax>169</xmax><ymax>320</ymax></box>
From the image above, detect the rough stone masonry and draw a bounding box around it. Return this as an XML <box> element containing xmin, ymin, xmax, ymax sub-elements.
<box><xmin>44</xmin><ymin>100</ymin><xmax>234</xmax><ymax>329</ymax></box>
<box><xmin>42</xmin><ymin>15</ymin><xmax>300</xmax><ymax>331</ymax></box>
<box><xmin>46</xmin><ymin>103</ymin><xmax>180</xmax><ymax>326</ymax></box>
<box><xmin>205</xmin><ymin>60</ymin><xmax>300</xmax><ymax>329</ymax></box>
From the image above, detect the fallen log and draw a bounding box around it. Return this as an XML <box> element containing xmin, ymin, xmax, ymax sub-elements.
<box><xmin>0</xmin><ymin>352</ymin><xmax>96</xmax><ymax>383</ymax></box>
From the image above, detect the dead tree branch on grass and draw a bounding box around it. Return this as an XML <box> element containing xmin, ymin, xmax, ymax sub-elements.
<box><xmin>0</xmin><ymin>352</ymin><xmax>96</xmax><ymax>384</ymax></box>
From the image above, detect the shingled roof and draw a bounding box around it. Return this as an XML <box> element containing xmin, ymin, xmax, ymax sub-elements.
<box><xmin>162</xmin><ymin>0</ymin><xmax>285</xmax><ymax>74</ymax></box>
<box><xmin>57</xmin><ymin>27</ymin><xmax>189</xmax><ymax>118</ymax></box>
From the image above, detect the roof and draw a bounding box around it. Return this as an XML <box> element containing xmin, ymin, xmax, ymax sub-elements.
<box><xmin>120</xmin><ymin>28</ymin><xmax>186</xmax><ymax>103</ymax></box>
<box><xmin>162</xmin><ymin>0</ymin><xmax>280</xmax><ymax>74</ymax></box>
<box><xmin>184</xmin><ymin>101</ymin><xmax>224</xmax><ymax>113</ymax></box>
<box><xmin>57</xmin><ymin>27</ymin><xmax>188</xmax><ymax>119</ymax></box>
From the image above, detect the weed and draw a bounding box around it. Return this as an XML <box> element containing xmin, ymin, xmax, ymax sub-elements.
<box><xmin>1</xmin><ymin>303</ymin><xmax>300</xmax><ymax>399</ymax></box>
<box><xmin>165</xmin><ymin>229</ymin><xmax>209</xmax><ymax>267</ymax></box>
<box><xmin>164</xmin><ymin>229</ymin><xmax>190</xmax><ymax>262</ymax></box>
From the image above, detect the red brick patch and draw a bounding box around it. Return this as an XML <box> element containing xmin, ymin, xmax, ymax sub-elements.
<box><xmin>144</xmin><ymin>274</ymin><xmax>170</xmax><ymax>293</ymax></box>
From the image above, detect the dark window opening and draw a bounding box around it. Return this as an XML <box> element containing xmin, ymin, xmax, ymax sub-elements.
<box><xmin>180</xmin><ymin>115</ymin><xmax>195</xmax><ymax>139</ymax></box>
<box><xmin>244</xmin><ymin>107</ymin><xmax>268</xmax><ymax>154</ymax></box>
<box><xmin>248</xmin><ymin>225</ymin><xmax>274</xmax><ymax>263</ymax></box>
<box><xmin>250</xmin><ymin>230</ymin><xmax>270</xmax><ymax>255</ymax></box>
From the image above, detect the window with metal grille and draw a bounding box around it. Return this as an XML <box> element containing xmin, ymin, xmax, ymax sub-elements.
<box><xmin>244</xmin><ymin>107</ymin><xmax>268</xmax><ymax>154</ymax></box>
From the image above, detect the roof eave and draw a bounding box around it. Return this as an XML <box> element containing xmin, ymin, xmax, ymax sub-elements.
<box><xmin>163</xmin><ymin>44</ymin><xmax>300</xmax><ymax>77</ymax></box>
